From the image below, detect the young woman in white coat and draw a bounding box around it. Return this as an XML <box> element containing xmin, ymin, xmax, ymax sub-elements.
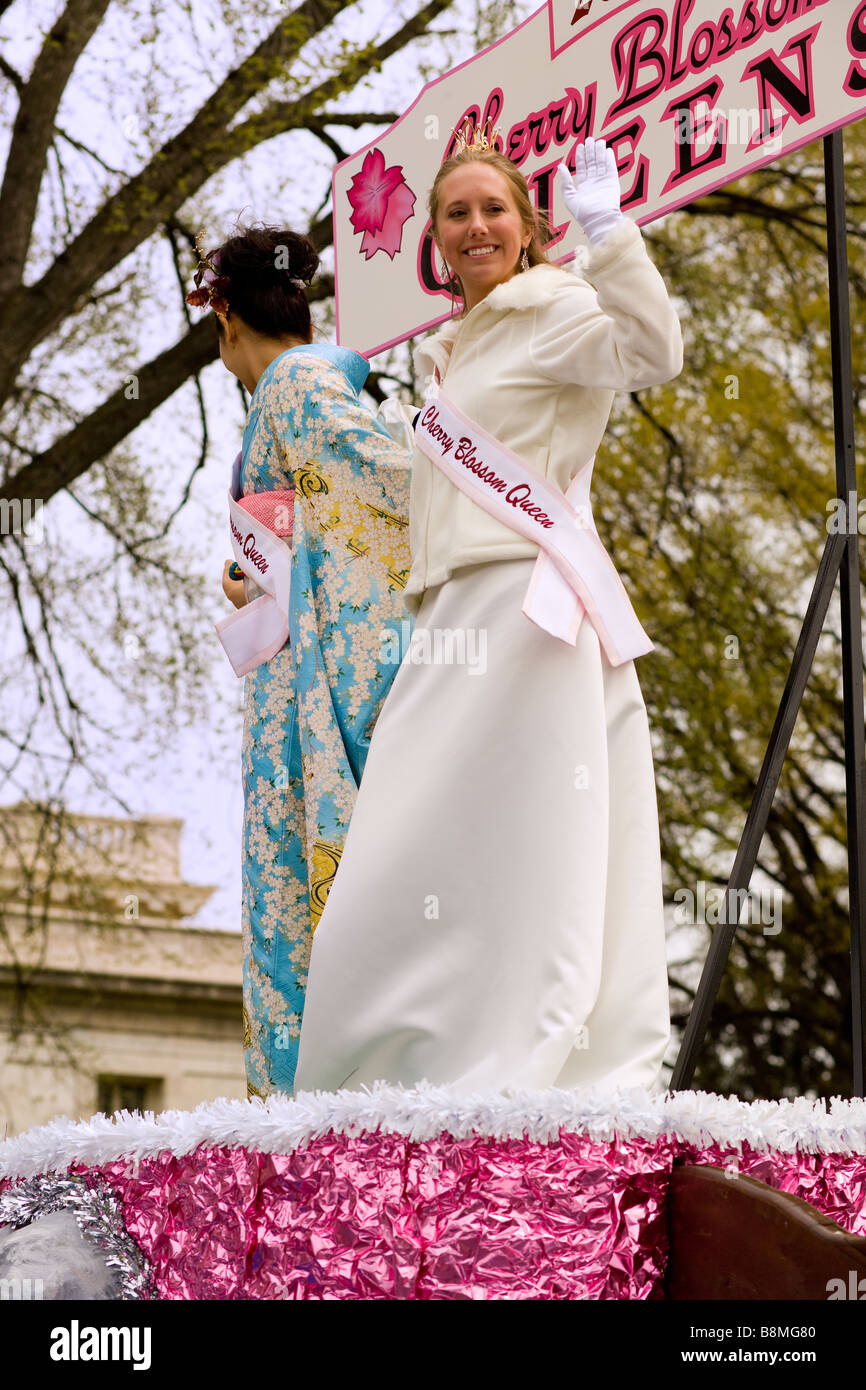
<box><xmin>293</xmin><ymin>132</ymin><xmax>684</xmax><ymax>1099</ymax></box>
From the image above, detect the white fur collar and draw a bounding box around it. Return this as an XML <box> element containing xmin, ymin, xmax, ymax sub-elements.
<box><xmin>481</xmin><ymin>259</ymin><xmax>572</xmax><ymax>310</ymax></box>
<box><xmin>412</xmin><ymin>219</ymin><xmax>638</xmax><ymax>379</ymax></box>
<box><xmin>412</xmin><ymin>262</ymin><xmax>573</xmax><ymax>379</ymax></box>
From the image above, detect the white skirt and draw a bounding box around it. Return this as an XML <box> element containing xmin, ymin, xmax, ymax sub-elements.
<box><xmin>293</xmin><ymin>556</ymin><xmax>671</xmax><ymax>1098</ymax></box>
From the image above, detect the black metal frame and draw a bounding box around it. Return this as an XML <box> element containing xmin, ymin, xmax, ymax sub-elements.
<box><xmin>670</xmin><ymin>128</ymin><xmax>866</xmax><ymax>1097</ymax></box>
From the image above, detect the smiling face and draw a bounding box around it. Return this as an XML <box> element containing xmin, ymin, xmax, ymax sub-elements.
<box><xmin>433</xmin><ymin>162</ymin><xmax>532</xmax><ymax>313</ymax></box>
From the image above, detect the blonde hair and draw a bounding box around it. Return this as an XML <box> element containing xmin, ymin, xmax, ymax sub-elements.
<box><xmin>428</xmin><ymin>147</ymin><xmax>554</xmax><ymax>318</ymax></box>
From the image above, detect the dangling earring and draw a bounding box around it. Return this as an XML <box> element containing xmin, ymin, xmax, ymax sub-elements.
<box><xmin>520</xmin><ymin>246</ymin><xmax>530</xmax><ymax>272</ymax></box>
<box><xmin>439</xmin><ymin>254</ymin><xmax>459</xmax><ymax>317</ymax></box>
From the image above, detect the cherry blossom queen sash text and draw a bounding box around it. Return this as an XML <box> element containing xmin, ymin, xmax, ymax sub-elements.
<box><xmin>215</xmin><ymin>459</ymin><xmax>295</xmax><ymax>678</ymax></box>
<box><xmin>414</xmin><ymin>374</ymin><xmax>653</xmax><ymax>666</ymax></box>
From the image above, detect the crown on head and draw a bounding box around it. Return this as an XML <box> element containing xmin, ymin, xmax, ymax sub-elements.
<box><xmin>451</xmin><ymin>117</ymin><xmax>502</xmax><ymax>155</ymax></box>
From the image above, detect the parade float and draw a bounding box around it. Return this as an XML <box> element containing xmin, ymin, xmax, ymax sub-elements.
<box><xmin>3</xmin><ymin>0</ymin><xmax>866</xmax><ymax>1302</ymax></box>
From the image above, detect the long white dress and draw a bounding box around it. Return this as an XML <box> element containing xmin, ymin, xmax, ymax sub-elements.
<box><xmin>292</xmin><ymin>551</ymin><xmax>671</xmax><ymax>1097</ymax></box>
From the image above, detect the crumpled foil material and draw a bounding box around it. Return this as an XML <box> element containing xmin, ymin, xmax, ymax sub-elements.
<box><xmin>83</xmin><ymin>1133</ymin><xmax>675</xmax><ymax>1300</ymax></box>
<box><xmin>0</xmin><ymin>1172</ymin><xmax>156</xmax><ymax>1299</ymax></box>
<box><xmin>2</xmin><ymin>1132</ymin><xmax>865</xmax><ymax>1300</ymax></box>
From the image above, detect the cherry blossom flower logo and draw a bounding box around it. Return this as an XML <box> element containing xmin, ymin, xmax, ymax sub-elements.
<box><xmin>347</xmin><ymin>147</ymin><xmax>416</xmax><ymax>260</ymax></box>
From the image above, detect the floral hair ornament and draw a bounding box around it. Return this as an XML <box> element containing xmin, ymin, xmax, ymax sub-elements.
<box><xmin>451</xmin><ymin>116</ymin><xmax>502</xmax><ymax>154</ymax></box>
<box><xmin>185</xmin><ymin>230</ymin><xmax>231</xmax><ymax>315</ymax></box>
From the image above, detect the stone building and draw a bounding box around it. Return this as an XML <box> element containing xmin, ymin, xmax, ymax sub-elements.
<box><xmin>0</xmin><ymin>803</ymin><xmax>246</xmax><ymax>1139</ymax></box>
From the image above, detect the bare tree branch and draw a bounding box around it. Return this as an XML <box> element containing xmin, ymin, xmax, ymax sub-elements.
<box><xmin>0</xmin><ymin>316</ymin><xmax>218</xmax><ymax>506</ymax></box>
<box><xmin>0</xmin><ymin>0</ymin><xmax>445</xmax><ymax>406</ymax></box>
<box><xmin>54</xmin><ymin>125</ymin><xmax>125</xmax><ymax>178</ymax></box>
<box><xmin>0</xmin><ymin>0</ymin><xmax>112</xmax><ymax>299</ymax></box>
<box><xmin>0</xmin><ymin>0</ymin><xmax>354</xmax><ymax>396</ymax></box>
<box><xmin>306</xmin><ymin>120</ymin><xmax>350</xmax><ymax>164</ymax></box>
<box><xmin>0</xmin><ymin>258</ymin><xmax>337</xmax><ymax>507</ymax></box>
<box><xmin>0</xmin><ymin>54</ymin><xmax>23</xmax><ymax>92</ymax></box>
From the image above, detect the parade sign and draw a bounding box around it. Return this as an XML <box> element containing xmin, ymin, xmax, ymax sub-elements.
<box><xmin>333</xmin><ymin>0</ymin><xmax>866</xmax><ymax>357</ymax></box>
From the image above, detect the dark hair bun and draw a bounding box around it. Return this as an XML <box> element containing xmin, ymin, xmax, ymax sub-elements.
<box><xmin>213</xmin><ymin>223</ymin><xmax>319</xmax><ymax>337</ymax></box>
<box><xmin>277</xmin><ymin>232</ymin><xmax>318</xmax><ymax>285</ymax></box>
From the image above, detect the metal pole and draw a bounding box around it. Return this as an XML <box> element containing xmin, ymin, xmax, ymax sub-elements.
<box><xmin>824</xmin><ymin>128</ymin><xmax>866</xmax><ymax>1097</ymax></box>
<box><xmin>669</xmin><ymin>531</ymin><xmax>844</xmax><ymax>1090</ymax></box>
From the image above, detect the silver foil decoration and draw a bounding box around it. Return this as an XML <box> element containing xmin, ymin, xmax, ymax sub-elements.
<box><xmin>0</xmin><ymin>1172</ymin><xmax>156</xmax><ymax>1300</ymax></box>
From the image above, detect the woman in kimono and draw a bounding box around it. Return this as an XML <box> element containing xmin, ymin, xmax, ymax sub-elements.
<box><xmin>293</xmin><ymin>134</ymin><xmax>683</xmax><ymax>1098</ymax></box>
<box><xmin>189</xmin><ymin>224</ymin><xmax>413</xmax><ymax>1098</ymax></box>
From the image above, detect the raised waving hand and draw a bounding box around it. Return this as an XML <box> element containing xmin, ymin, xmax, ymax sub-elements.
<box><xmin>558</xmin><ymin>137</ymin><xmax>625</xmax><ymax>246</ymax></box>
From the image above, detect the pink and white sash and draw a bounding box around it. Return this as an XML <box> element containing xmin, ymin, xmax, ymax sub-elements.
<box><xmin>413</xmin><ymin>372</ymin><xmax>653</xmax><ymax>666</ymax></box>
<box><xmin>215</xmin><ymin>487</ymin><xmax>294</xmax><ymax>678</ymax></box>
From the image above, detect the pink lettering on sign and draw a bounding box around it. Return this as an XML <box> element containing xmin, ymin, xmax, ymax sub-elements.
<box><xmin>658</xmin><ymin>17</ymin><xmax>820</xmax><ymax>197</ymax></box>
<box><xmin>740</xmin><ymin>23</ymin><xmax>820</xmax><ymax>152</ymax></box>
<box><xmin>845</xmin><ymin>0</ymin><xmax>866</xmax><ymax>95</ymax></box>
<box><xmin>605</xmin><ymin>0</ymin><xmax>830</xmax><ymax>123</ymax></box>
<box><xmin>599</xmin><ymin>115</ymin><xmax>650</xmax><ymax>210</ymax></box>
<box><xmin>506</xmin><ymin>85</ymin><xmax>595</xmax><ymax>165</ymax></box>
<box><xmin>659</xmin><ymin>77</ymin><xmax>728</xmax><ymax>195</ymax></box>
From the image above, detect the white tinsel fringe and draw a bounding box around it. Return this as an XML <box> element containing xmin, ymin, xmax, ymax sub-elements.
<box><xmin>1</xmin><ymin>1081</ymin><xmax>866</xmax><ymax>1180</ymax></box>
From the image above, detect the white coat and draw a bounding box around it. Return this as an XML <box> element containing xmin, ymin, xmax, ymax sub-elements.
<box><xmin>401</xmin><ymin>216</ymin><xmax>684</xmax><ymax>613</ymax></box>
<box><xmin>294</xmin><ymin>224</ymin><xmax>681</xmax><ymax>1101</ymax></box>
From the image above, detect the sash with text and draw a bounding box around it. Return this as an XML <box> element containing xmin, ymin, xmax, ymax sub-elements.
<box><xmin>215</xmin><ymin>484</ymin><xmax>293</xmax><ymax>678</ymax></box>
<box><xmin>413</xmin><ymin>374</ymin><xmax>654</xmax><ymax>665</ymax></box>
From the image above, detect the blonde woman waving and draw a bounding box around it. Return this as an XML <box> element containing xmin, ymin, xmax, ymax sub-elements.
<box><xmin>294</xmin><ymin>132</ymin><xmax>683</xmax><ymax>1099</ymax></box>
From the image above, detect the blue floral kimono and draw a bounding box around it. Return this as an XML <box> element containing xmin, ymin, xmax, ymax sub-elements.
<box><xmin>237</xmin><ymin>344</ymin><xmax>413</xmax><ymax>1098</ymax></box>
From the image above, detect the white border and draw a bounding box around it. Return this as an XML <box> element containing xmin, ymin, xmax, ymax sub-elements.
<box><xmin>2</xmin><ymin>1081</ymin><xmax>866</xmax><ymax>1180</ymax></box>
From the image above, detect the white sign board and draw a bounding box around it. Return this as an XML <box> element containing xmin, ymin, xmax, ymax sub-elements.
<box><xmin>333</xmin><ymin>0</ymin><xmax>866</xmax><ymax>357</ymax></box>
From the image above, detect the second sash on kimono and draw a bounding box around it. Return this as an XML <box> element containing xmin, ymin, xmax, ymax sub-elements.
<box><xmin>413</xmin><ymin>376</ymin><xmax>654</xmax><ymax>666</ymax></box>
<box><xmin>215</xmin><ymin>462</ymin><xmax>293</xmax><ymax>678</ymax></box>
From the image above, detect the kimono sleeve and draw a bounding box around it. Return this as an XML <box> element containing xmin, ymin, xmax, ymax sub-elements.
<box><xmin>259</xmin><ymin>353</ymin><xmax>412</xmax><ymax>506</ymax></box>
<box><xmin>529</xmin><ymin>218</ymin><xmax>684</xmax><ymax>391</ymax></box>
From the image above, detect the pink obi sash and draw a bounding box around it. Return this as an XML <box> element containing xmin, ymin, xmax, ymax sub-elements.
<box><xmin>214</xmin><ymin>484</ymin><xmax>295</xmax><ymax>678</ymax></box>
<box><xmin>413</xmin><ymin>370</ymin><xmax>653</xmax><ymax>666</ymax></box>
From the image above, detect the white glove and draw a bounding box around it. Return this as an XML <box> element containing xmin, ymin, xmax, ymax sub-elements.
<box><xmin>558</xmin><ymin>137</ymin><xmax>625</xmax><ymax>246</ymax></box>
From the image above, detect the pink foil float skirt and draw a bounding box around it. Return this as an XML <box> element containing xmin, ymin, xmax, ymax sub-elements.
<box><xmin>2</xmin><ymin>1082</ymin><xmax>866</xmax><ymax>1300</ymax></box>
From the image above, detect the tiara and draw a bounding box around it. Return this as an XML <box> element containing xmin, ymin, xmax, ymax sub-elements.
<box><xmin>451</xmin><ymin>117</ymin><xmax>502</xmax><ymax>154</ymax></box>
